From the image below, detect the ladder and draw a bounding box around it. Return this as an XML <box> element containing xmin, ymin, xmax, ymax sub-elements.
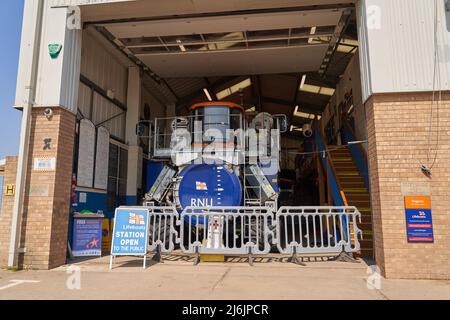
<box><xmin>243</xmin><ymin>163</ymin><xmax>263</xmax><ymax>206</ymax></box>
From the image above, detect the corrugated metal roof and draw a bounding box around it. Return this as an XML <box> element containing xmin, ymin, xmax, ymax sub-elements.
<box><xmin>142</xmin><ymin>74</ymin><xmax>178</xmax><ymax>105</ymax></box>
<box><xmin>165</xmin><ymin>77</ymin><xmax>208</xmax><ymax>100</ymax></box>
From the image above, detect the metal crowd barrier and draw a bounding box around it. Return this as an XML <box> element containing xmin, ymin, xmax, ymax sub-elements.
<box><xmin>141</xmin><ymin>205</ymin><xmax>362</xmax><ymax>264</ymax></box>
<box><xmin>146</xmin><ymin>206</ymin><xmax>179</xmax><ymax>254</ymax></box>
<box><xmin>179</xmin><ymin>207</ymin><xmax>274</xmax><ymax>257</ymax></box>
<box><xmin>274</xmin><ymin>206</ymin><xmax>362</xmax><ymax>256</ymax></box>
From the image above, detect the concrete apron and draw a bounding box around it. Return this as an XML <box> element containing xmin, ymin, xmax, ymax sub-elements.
<box><xmin>0</xmin><ymin>254</ymin><xmax>449</xmax><ymax>300</ymax></box>
<box><xmin>61</xmin><ymin>253</ymin><xmax>371</xmax><ymax>273</ymax></box>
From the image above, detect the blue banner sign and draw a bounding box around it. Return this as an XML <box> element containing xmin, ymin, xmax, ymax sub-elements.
<box><xmin>72</xmin><ymin>215</ymin><xmax>103</xmax><ymax>257</ymax></box>
<box><xmin>405</xmin><ymin>209</ymin><xmax>434</xmax><ymax>243</ymax></box>
<box><xmin>111</xmin><ymin>208</ymin><xmax>149</xmax><ymax>256</ymax></box>
<box><xmin>404</xmin><ymin>196</ymin><xmax>434</xmax><ymax>243</ymax></box>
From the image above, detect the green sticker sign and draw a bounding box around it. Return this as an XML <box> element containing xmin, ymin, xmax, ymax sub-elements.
<box><xmin>48</xmin><ymin>44</ymin><xmax>63</xmax><ymax>59</ymax></box>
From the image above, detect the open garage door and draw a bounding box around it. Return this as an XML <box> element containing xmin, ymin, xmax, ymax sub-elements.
<box><xmin>74</xmin><ymin>0</ymin><xmax>371</xmax><ymax>257</ymax></box>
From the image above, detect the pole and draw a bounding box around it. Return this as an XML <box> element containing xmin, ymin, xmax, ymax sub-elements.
<box><xmin>8</xmin><ymin>0</ymin><xmax>44</xmax><ymax>268</ymax></box>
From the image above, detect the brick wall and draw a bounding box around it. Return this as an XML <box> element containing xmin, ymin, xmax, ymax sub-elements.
<box><xmin>1</xmin><ymin>107</ymin><xmax>77</xmax><ymax>270</ymax></box>
<box><xmin>0</xmin><ymin>157</ymin><xmax>18</xmax><ymax>267</ymax></box>
<box><xmin>366</xmin><ymin>92</ymin><xmax>450</xmax><ymax>279</ymax></box>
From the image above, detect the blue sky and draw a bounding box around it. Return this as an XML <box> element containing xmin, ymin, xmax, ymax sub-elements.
<box><xmin>0</xmin><ymin>0</ymin><xmax>24</xmax><ymax>159</ymax></box>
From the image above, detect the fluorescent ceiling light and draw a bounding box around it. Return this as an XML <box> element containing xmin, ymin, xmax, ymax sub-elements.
<box><xmin>176</xmin><ymin>39</ymin><xmax>186</xmax><ymax>52</ymax></box>
<box><xmin>300</xmin><ymin>83</ymin><xmax>335</xmax><ymax>96</ymax></box>
<box><xmin>206</xmin><ymin>32</ymin><xmax>244</xmax><ymax>51</ymax></box>
<box><xmin>290</xmin><ymin>125</ymin><xmax>303</xmax><ymax>133</ymax></box>
<box><xmin>216</xmin><ymin>78</ymin><xmax>252</xmax><ymax>100</ymax></box>
<box><xmin>293</xmin><ymin>106</ymin><xmax>321</xmax><ymax>120</ymax></box>
<box><xmin>203</xmin><ymin>88</ymin><xmax>213</xmax><ymax>101</ymax></box>
<box><xmin>347</xmin><ymin>105</ymin><xmax>355</xmax><ymax>115</ymax></box>
<box><xmin>336</xmin><ymin>45</ymin><xmax>354</xmax><ymax>53</ymax></box>
<box><xmin>308</xmin><ymin>26</ymin><xmax>317</xmax><ymax>44</ymax></box>
<box><xmin>336</xmin><ymin>39</ymin><xmax>358</xmax><ymax>53</ymax></box>
<box><xmin>341</xmin><ymin>39</ymin><xmax>359</xmax><ymax>46</ymax></box>
<box><xmin>299</xmin><ymin>75</ymin><xmax>307</xmax><ymax>90</ymax></box>
<box><xmin>294</xmin><ymin>111</ymin><xmax>316</xmax><ymax>120</ymax></box>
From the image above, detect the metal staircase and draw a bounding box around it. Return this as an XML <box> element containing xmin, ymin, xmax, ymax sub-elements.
<box><xmin>328</xmin><ymin>147</ymin><xmax>373</xmax><ymax>258</ymax></box>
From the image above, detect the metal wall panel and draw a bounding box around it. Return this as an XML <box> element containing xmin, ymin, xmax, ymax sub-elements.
<box><xmin>14</xmin><ymin>0</ymin><xmax>42</xmax><ymax>110</ymax></box>
<box><xmin>60</xmin><ymin>20</ymin><xmax>82</xmax><ymax>114</ymax></box>
<box><xmin>77</xmin><ymin>27</ymin><xmax>130</xmax><ymax>141</ymax></box>
<box><xmin>141</xmin><ymin>87</ymin><xmax>165</xmax><ymax>120</ymax></box>
<box><xmin>356</xmin><ymin>0</ymin><xmax>373</xmax><ymax>103</ymax></box>
<box><xmin>92</xmin><ymin>93</ymin><xmax>126</xmax><ymax>140</ymax></box>
<box><xmin>33</xmin><ymin>4</ymin><xmax>82</xmax><ymax>113</ymax></box>
<box><xmin>80</xmin><ymin>28</ymin><xmax>128</xmax><ymax>105</ymax></box>
<box><xmin>165</xmin><ymin>78</ymin><xmax>207</xmax><ymax>101</ymax></box>
<box><xmin>77</xmin><ymin>82</ymin><xmax>91</xmax><ymax>117</ymax></box>
<box><xmin>358</xmin><ymin>0</ymin><xmax>450</xmax><ymax>101</ymax></box>
<box><xmin>336</xmin><ymin>52</ymin><xmax>367</xmax><ymax>143</ymax></box>
<box><xmin>77</xmin><ymin>82</ymin><xmax>126</xmax><ymax>140</ymax></box>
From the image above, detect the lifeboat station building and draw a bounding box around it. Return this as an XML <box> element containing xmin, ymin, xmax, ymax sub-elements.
<box><xmin>0</xmin><ymin>0</ymin><xmax>449</xmax><ymax>280</ymax></box>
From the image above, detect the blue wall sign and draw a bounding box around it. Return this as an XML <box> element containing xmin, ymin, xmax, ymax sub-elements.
<box><xmin>72</xmin><ymin>216</ymin><xmax>103</xmax><ymax>257</ymax></box>
<box><xmin>111</xmin><ymin>208</ymin><xmax>149</xmax><ymax>256</ymax></box>
<box><xmin>405</xmin><ymin>209</ymin><xmax>434</xmax><ymax>243</ymax></box>
<box><xmin>405</xmin><ymin>196</ymin><xmax>434</xmax><ymax>243</ymax></box>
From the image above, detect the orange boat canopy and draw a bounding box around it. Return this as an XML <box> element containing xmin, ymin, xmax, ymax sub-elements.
<box><xmin>190</xmin><ymin>101</ymin><xmax>244</xmax><ymax>112</ymax></box>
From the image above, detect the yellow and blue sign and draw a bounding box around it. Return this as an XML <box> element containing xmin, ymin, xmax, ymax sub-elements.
<box><xmin>111</xmin><ymin>208</ymin><xmax>149</xmax><ymax>256</ymax></box>
<box><xmin>405</xmin><ymin>196</ymin><xmax>434</xmax><ymax>243</ymax></box>
<box><xmin>101</xmin><ymin>219</ymin><xmax>112</xmax><ymax>254</ymax></box>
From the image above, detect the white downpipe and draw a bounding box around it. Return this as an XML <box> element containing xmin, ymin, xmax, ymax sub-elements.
<box><xmin>8</xmin><ymin>0</ymin><xmax>44</xmax><ymax>268</ymax></box>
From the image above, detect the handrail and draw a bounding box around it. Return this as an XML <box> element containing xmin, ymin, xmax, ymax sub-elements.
<box><xmin>314</xmin><ymin>121</ymin><xmax>352</xmax><ymax>239</ymax></box>
<box><xmin>341</xmin><ymin>118</ymin><xmax>370</xmax><ymax>190</ymax></box>
<box><xmin>342</xmin><ymin>119</ymin><xmax>368</xmax><ymax>163</ymax></box>
<box><xmin>313</xmin><ymin>121</ymin><xmax>346</xmax><ymax>207</ymax></box>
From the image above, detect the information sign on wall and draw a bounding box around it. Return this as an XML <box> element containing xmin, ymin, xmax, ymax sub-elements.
<box><xmin>404</xmin><ymin>196</ymin><xmax>434</xmax><ymax>243</ymax></box>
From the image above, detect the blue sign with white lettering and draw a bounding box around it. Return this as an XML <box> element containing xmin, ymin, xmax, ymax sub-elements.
<box><xmin>405</xmin><ymin>209</ymin><xmax>434</xmax><ymax>243</ymax></box>
<box><xmin>72</xmin><ymin>217</ymin><xmax>103</xmax><ymax>257</ymax></box>
<box><xmin>111</xmin><ymin>208</ymin><xmax>149</xmax><ymax>256</ymax></box>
